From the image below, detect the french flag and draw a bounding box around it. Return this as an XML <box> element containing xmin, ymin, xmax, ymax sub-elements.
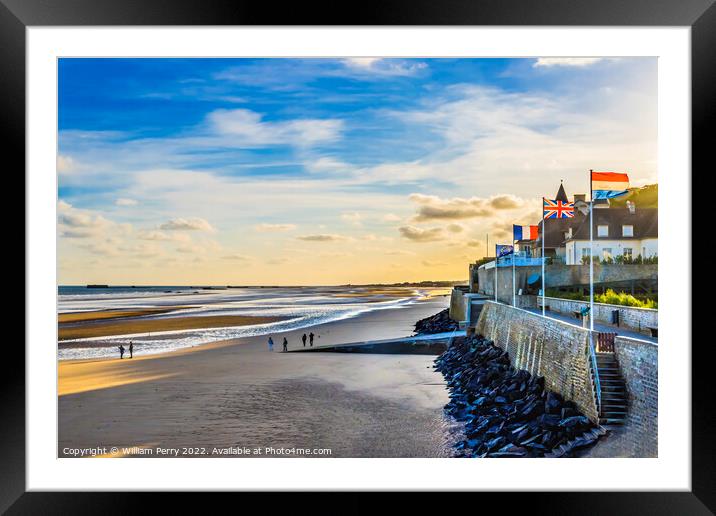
<box><xmin>513</xmin><ymin>224</ymin><xmax>538</xmax><ymax>241</ymax></box>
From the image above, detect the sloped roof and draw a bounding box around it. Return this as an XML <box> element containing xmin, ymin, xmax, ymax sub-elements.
<box><xmin>521</xmin><ymin>207</ymin><xmax>657</xmax><ymax>247</ymax></box>
<box><xmin>536</xmin><ymin>213</ymin><xmax>587</xmax><ymax>247</ymax></box>
<box><xmin>555</xmin><ymin>182</ymin><xmax>569</xmax><ymax>203</ymax></box>
<box><xmin>566</xmin><ymin>207</ymin><xmax>658</xmax><ymax>241</ymax></box>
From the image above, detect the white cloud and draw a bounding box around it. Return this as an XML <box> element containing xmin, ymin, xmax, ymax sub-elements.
<box><xmin>296</xmin><ymin>234</ymin><xmax>349</xmax><ymax>242</ymax></box>
<box><xmin>222</xmin><ymin>253</ymin><xmax>253</xmax><ymax>261</ymax></box>
<box><xmin>533</xmin><ymin>58</ymin><xmax>606</xmax><ymax>68</ymax></box>
<box><xmin>342</xmin><ymin>58</ymin><xmax>428</xmax><ymax>77</ymax></box>
<box><xmin>341</xmin><ymin>211</ymin><xmax>362</xmax><ymax>225</ymax></box>
<box><xmin>343</xmin><ymin>57</ymin><xmax>382</xmax><ymax>69</ymax></box>
<box><xmin>398</xmin><ymin>225</ymin><xmax>445</xmax><ymax>243</ymax></box>
<box><xmin>78</xmin><ymin>238</ymin><xmax>122</xmax><ymax>257</ymax></box>
<box><xmin>208</xmin><ymin>108</ymin><xmax>343</xmax><ymax>147</ymax></box>
<box><xmin>255</xmin><ymin>223</ymin><xmax>297</xmax><ymax>232</ymax></box>
<box><xmin>116</xmin><ymin>242</ymin><xmax>164</xmax><ymax>259</ymax></box>
<box><xmin>306</xmin><ymin>157</ymin><xmax>353</xmax><ymax>175</ymax></box>
<box><xmin>57</xmin><ymin>154</ymin><xmax>76</xmax><ymax>173</ymax></box>
<box><xmin>115</xmin><ymin>198</ymin><xmax>138</xmax><ymax>206</ymax></box>
<box><xmin>58</xmin><ymin>200</ymin><xmax>132</xmax><ymax>239</ymax></box>
<box><xmin>159</xmin><ymin>217</ymin><xmax>215</xmax><ymax>232</ymax></box>
<box><xmin>408</xmin><ymin>193</ymin><xmax>526</xmax><ymax>222</ymax></box>
<box><xmin>137</xmin><ymin>230</ymin><xmax>190</xmax><ymax>242</ymax></box>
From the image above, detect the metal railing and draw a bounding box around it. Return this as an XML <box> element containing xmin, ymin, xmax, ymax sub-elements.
<box><xmin>588</xmin><ymin>331</ymin><xmax>602</xmax><ymax>415</ymax></box>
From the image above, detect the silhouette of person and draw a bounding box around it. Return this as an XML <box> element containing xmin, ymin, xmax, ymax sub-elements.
<box><xmin>309</xmin><ymin>333</ymin><xmax>315</xmax><ymax>347</ymax></box>
<box><xmin>268</xmin><ymin>336</ymin><xmax>274</xmax><ymax>352</ymax></box>
<box><xmin>282</xmin><ymin>337</ymin><xmax>288</xmax><ymax>352</ymax></box>
<box><xmin>119</xmin><ymin>345</ymin><xmax>125</xmax><ymax>359</ymax></box>
<box><xmin>129</xmin><ymin>342</ymin><xmax>134</xmax><ymax>359</ymax></box>
<box><xmin>302</xmin><ymin>333</ymin><xmax>307</xmax><ymax>347</ymax></box>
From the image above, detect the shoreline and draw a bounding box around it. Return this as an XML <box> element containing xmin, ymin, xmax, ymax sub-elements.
<box><xmin>58</xmin><ymin>297</ymin><xmax>456</xmax><ymax>457</ymax></box>
<box><xmin>59</xmin><ymin>314</ymin><xmax>289</xmax><ymax>341</ymax></box>
<box><xmin>58</xmin><ymin>288</ymin><xmax>449</xmax><ymax>361</ymax></box>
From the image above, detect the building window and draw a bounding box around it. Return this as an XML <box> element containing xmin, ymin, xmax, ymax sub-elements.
<box><xmin>581</xmin><ymin>248</ymin><xmax>590</xmax><ymax>263</ymax></box>
<box><xmin>602</xmin><ymin>248</ymin><xmax>613</xmax><ymax>261</ymax></box>
<box><xmin>622</xmin><ymin>225</ymin><xmax>634</xmax><ymax>237</ymax></box>
<box><xmin>597</xmin><ymin>225</ymin><xmax>609</xmax><ymax>237</ymax></box>
<box><xmin>623</xmin><ymin>248</ymin><xmax>633</xmax><ymax>260</ymax></box>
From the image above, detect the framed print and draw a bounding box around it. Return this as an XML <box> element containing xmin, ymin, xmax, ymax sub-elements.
<box><xmin>5</xmin><ymin>0</ymin><xmax>712</xmax><ymax>509</ymax></box>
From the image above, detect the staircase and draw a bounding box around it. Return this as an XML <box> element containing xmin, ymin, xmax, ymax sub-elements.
<box><xmin>595</xmin><ymin>352</ymin><xmax>628</xmax><ymax>426</ymax></box>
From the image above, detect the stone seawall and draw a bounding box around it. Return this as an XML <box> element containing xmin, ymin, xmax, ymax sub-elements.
<box><xmin>475</xmin><ymin>302</ymin><xmax>599</xmax><ymax>422</ymax></box>
<box><xmin>449</xmin><ymin>287</ymin><xmax>469</xmax><ymax>322</ymax></box>
<box><xmin>612</xmin><ymin>336</ymin><xmax>658</xmax><ymax>457</ymax></box>
<box><xmin>540</xmin><ymin>297</ymin><xmax>657</xmax><ymax>336</ymax></box>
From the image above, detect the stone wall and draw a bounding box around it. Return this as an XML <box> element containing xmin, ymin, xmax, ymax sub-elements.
<box><xmin>540</xmin><ymin>296</ymin><xmax>657</xmax><ymax>335</ymax></box>
<box><xmin>450</xmin><ymin>287</ymin><xmax>492</xmax><ymax>325</ymax></box>
<box><xmin>476</xmin><ymin>263</ymin><xmax>658</xmax><ymax>298</ymax></box>
<box><xmin>449</xmin><ymin>286</ymin><xmax>470</xmax><ymax>322</ymax></box>
<box><xmin>475</xmin><ymin>301</ymin><xmax>599</xmax><ymax>422</ymax></box>
<box><xmin>612</xmin><ymin>336</ymin><xmax>658</xmax><ymax>457</ymax></box>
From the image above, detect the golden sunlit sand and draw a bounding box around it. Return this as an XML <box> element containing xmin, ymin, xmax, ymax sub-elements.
<box><xmin>58</xmin><ymin>337</ymin><xmax>239</xmax><ymax>395</ymax></box>
<box><xmin>58</xmin><ymin>298</ymin><xmax>454</xmax><ymax>457</ymax></box>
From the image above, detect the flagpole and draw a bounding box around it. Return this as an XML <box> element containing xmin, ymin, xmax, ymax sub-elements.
<box><xmin>512</xmin><ymin>242</ymin><xmax>516</xmax><ymax>307</ymax></box>
<box><xmin>541</xmin><ymin>198</ymin><xmax>546</xmax><ymax>317</ymax></box>
<box><xmin>494</xmin><ymin>244</ymin><xmax>498</xmax><ymax>303</ymax></box>
<box><xmin>589</xmin><ymin>170</ymin><xmax>594</xmax><ymax>333</ymax></box>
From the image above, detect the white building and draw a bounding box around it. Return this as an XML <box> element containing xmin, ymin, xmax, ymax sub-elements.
<box><xmin>563</xmin><ymin>203</ymin><xmax>658</xmax><ymax>264</ymax></box>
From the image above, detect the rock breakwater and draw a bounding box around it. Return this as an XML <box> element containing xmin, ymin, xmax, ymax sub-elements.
<box><xmin>434</xmin><ymin>335</ymin><xmax>604</xmax><ymax>457</ymax></box>
<box><xmin>414</xmin><ymin>309</ymin><xmax>459</xmax><ymax>335</ymax></box>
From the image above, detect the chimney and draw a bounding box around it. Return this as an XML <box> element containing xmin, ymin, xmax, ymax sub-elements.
<box><xmin>627</xmin><ymin>200</ymin><xmax>636</xmax><ymax>214</ymax></box>
<box><xmin>574</xmin><ymin>194</ymin><xmax>586</xmax><ymax>203</ymax></box>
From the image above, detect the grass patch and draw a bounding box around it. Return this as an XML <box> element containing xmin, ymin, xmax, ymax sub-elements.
<box><xmin>546</xmin><ymin>289</ymin><xmax>657</xmax><ymax>309</ymax></box>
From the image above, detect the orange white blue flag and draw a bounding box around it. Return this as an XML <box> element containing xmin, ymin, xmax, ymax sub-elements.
<box><xmin>591</xmin><ymin>171</ymin><xmax>630</xmax><ymax>199</ymax></box>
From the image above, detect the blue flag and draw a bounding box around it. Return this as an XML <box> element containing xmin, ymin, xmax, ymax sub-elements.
<box><xmin>496</xmin><ymin>244</ymin><xmax>514</xmax><ymax>258</ymax></box>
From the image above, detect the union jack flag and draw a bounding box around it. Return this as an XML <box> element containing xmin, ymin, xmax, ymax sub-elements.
<box><xmin>543</xmin><ymin>198</ymin><xmax>575</xmax><ymax>219</ymax></box>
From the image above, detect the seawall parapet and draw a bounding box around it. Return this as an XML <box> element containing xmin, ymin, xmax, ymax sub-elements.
<box><xmin>475</xmin><ymin>301</ymin><xmax>599</xmax><ymax>422</ymax></box>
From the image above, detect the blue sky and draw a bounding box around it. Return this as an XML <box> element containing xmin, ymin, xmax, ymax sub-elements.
<box><xmin>58</xmin><ymin>57</ymin><xmax>657</xmax><ymax>285</ymax></box>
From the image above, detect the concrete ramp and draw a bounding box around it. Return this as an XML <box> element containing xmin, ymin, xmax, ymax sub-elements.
<box><xmin>288</xmin><ymin>331</ymin><xmax>465</xmax><ymax>355</ymax></box>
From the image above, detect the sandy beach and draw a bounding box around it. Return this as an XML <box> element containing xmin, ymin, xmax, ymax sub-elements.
<box><xmin>58</xmin><ymin>297</ymin><xmax>459</xmax><ymax>458</ymax></box>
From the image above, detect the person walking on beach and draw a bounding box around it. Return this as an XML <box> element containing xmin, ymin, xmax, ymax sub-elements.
<box><xmin>309</xmin><ymin>332</ymin><xmax>315</xmax><ymax>347</ymax></box>
<box><xmin>119</xmin><ymin>345</ymin><xmax>125</xmax><ymax>359</ymax></box>
<box><xmin>302</xmin><ymin>333</ymin><xmax>307</xmax><ymax>347</ymax></box>
<box><xmin>268</xmin><ymin>336</ymin><xmax>274</xmax><ymax>352</ymax></box>
<box><xmin>282</xmin><ymin>337</ymin><xmax>288</xmax><ymax>352</ymax></box>
<box><xmin>129</xmin><ymin>342</ymin><xmax>134</xmax><ymax>359</ymax></box>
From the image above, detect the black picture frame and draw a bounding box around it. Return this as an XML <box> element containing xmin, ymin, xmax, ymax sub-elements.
<box><xmin>4</xmin><ymin>0</ymin><xmax>710</xmax><ymax>510</ymax></box>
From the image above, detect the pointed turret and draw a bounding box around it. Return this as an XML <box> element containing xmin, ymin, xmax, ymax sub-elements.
<box><xmin>555</xmin><ymin>181</ymin><xmax>568</xmax><ymax>203</ymax></box>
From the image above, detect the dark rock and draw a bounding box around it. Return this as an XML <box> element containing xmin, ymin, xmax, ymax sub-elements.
<box><xmin>414</xmin><ymin>309</ymin><xmax>459</xmax><ymax>335</ymax></box>
<box><xmin>435</xmin><ymin>334</ymin><xmax>603</xmax><ymax>458</ymax></box>
<box><xmin>559</xmin><ymin>416</ymin><xmax>591</xmax><ymax>428</ymax></box>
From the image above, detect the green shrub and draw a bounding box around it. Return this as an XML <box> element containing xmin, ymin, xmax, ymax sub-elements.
<box><xmin>546</xmin><ymin>288</ymin><xmax>657</xmax><ymax>309</ymax></box>
<box><xmin>595</xmin><ymin>289</ymin><xmax>657</xmax><ymax>308</ymax></box>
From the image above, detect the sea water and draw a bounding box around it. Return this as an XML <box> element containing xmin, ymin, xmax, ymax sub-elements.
<box><xmin>58</xmin><ymin>286</ymin><xmax>429</xmax><ymax>360</ymax></box>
